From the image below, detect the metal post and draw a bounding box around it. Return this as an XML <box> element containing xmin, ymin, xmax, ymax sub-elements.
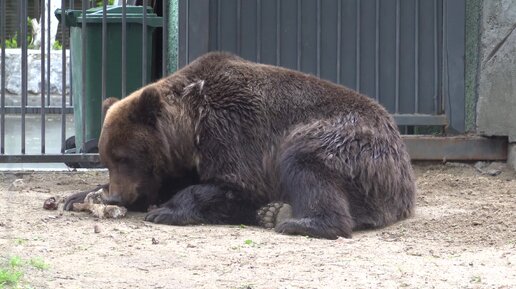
<box><xmin>162</xmin><ymin>0</ymin><xmax>169</xmax><ymax>75</ymax></box>
<box><xmin>316</xmin><ymin>0</ymin><xmax>320</xmax><ymax>77</ymax></box>
<box><xmin>256</xmin><ymin>0</ymin><xmax>261</xmax><ymax>62</ymax></box>
<box><xmin>275</xmin><ymin>0</ymin><xmax>280</xmax><ymax>65</ymax></box>
<box><xmin>185</xmin><ymin>0</ymin><xmax>189</xmax><ymax>63</ymax></box>
<box><xmin>46</xmin><ymin>0</ymin><xmax>51</xmax><ymax>106</ymax></box>
<box><xmin>415</xmin><ymin>0</ymin><xmax>420</xmax><ymax>113</ymax></box>
<box><xmin>41</xmin><ymin>0</ymin><xmax>46</xmax><ymax>154</ymax></box>
<box><xmin>395</xmin><ymin>0</ymin><xmax>400</xmax><ymax>113</ymax></box>
<box><xmin>21</xmin><ymin>0</ymin><xmax>27</xmax><ymax>154</ymax></box>
<box><xmin>82</xmin><ymin>0</ymin><xmax>87</xmax><ymax>152</ymax></box>
<box><xmin>122</xmin><ymin>0</ymin><xmax>127</xmax><ymax>96</ymax></box>
<box><xmin>433</xmin><ymin>0</ymin><xmax>439</xmax><ymax>114</ymax></box>
<box><xmin>356</xmin><ymin>0</ymin><xmax>361</xmax><ymax>91</ymax></box>
<box><xmin>296</xmin><ymin>0</ymin><xmax>301</xmax><ymax>71</ymax></box>
<box><xmin>142</xmin><ymin>0</ymin><xmax>147</xmax><ymax>85</ymax></box>
<box><xmin>102</xmin><ymin>0</ymin><xmax>107</xmax><ymax>101</ymax></box>
<box><xmin>236</xmin><ymin>0</ymin><xmax>241</xmax><ymax>55</ymax></box>
<box><xmin>0</xmin><ymin>0</ymin><xmax>5</xmax><ymax>154</ymax></box>
<box><xmin>336</xmin><ymin>0</ymin><xmax>341</xmax><ymax>84</ymax></box>
<box><xmin>60</xmin><ymin>0</ymin><xmax>67</xmax><ymax>153</ymax></box>
<box><xmin>374</xmin><ymin>0</ymin><xmax>380</xmax><ymax>101</ymax></box>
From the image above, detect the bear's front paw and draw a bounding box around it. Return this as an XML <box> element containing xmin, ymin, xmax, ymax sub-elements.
<box><xmin>145</xmin><ymin>207</ymin><xmax>201</xmax><ymax>225</ymax></box>
<box><xmin>257</xmin><ymin>202</ymin><xmax>293</xmax><ymax>229</ymax></box>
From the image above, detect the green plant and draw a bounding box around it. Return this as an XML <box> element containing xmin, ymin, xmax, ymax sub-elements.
<box><xmin>0</xmin><ymin>268</ymin><xmax>23</xmax><ymax>288</ymax></box>
<box><xmin>95</xmin><ymin>0</ymin><xmax>115</xmax><ymax>7</ymax></box>
<box><xmin>0</xmin><ymin>257</ymin><xmax>25</xmax><ymax>288</ymax></box>
<box><xmin>8</xmin><ymin>257</ymin><xmax>22</xmax><ymax>268</ymax></box>
<box><xmin>52</xmin><ymin>40</ymin><xmax>63</xmax><ymax>50</ymax></box>
<box><xmin>1</xmin><ymin>17</ymin><xmax>36</xmax><ymax>49</ymax></box>
<box><xmin>29</xmin><ymin>258</ymin><xmax>49</xmax><ymax>270</ymax></box>
<box><xmin>3</xmin><ymin>34</ymin><xmax>18</xmax><ymax>48</ymax></box>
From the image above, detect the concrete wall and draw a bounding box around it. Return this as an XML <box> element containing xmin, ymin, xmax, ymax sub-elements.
<box><xmin>476</xmin><ymin>0</ymin><xmax>516</xmax><ymax>142</ymax></box>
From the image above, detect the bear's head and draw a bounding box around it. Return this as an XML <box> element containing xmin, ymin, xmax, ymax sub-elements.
<box><xmin>98</xmin><ymin>86</ymin><xmax>196</xmax><ymax>210</ymax></box>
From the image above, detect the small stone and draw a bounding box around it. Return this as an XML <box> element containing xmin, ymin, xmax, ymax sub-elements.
<box><xmin>486</xmin><ymin>169</ymin><xmax>501</xmax><ymax>176</ymax></box>
<box><xmin>94</xmin><ymin>224</ymin><xmax>102</xmax><ymax>233</ymax></box>
<box><xmin>8</xmin><ymin>179</ymin><xmax>25</xmax><ymax>191</ymax></box>
<box><xmin>43</xmin><ymin>197</ymin><xmax>58</xmax><ymax>210</ymax></box>
<box><xmin>151</xmin><ymin>237</ymin><xmax>159</xmax><ymax>245</ymax></box>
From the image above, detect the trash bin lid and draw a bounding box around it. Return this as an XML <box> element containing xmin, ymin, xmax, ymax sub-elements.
<box><xmin>55</xmin><ymin>6</ymin><xmax>162</xmax><ymax>27</ymax></box>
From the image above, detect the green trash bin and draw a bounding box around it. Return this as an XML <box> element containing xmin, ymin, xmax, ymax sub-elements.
<box><xmin>55</xmin><ymin>6</ymin><xmax>162</xmax><ymax>163</ymax></box>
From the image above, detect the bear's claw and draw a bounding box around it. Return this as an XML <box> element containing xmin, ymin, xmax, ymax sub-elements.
<box><xmin>256</xmin><ymin>202</ymin><xmax>293</xmax><ymax>229</ymax></box>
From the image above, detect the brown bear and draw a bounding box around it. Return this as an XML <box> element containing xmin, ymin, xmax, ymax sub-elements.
<box><xmin>64</xmin><ymin>52</ymin><xmax>416</xmax><ymax>239</ymax></box>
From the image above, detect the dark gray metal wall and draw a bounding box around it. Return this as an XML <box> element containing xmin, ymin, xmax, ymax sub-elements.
<box><xmin>179</xmin><ymin>0</ymin><xmax>465</xmax><ymax>133</ymax></box>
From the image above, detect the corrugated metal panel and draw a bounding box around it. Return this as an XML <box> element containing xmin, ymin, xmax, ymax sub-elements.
<box><xmin>179</xmin><ymin>0</ymin><xmax>465</xmax><ymax>133</ymax></box>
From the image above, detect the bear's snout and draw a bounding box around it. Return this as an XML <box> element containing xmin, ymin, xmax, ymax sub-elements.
<box><xmin>100</xmin><ymin>191</ymin><xmax>123</xmax><ymax>206</ymax></box>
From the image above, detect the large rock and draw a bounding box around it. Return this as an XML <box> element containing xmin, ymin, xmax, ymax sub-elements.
<box><xmin>0</xmin><ymin>49</ymin><xmax>70</xmax><ymax>96</ymax></box>
<box><xmin>476</xmin><ymin>0</ymin><xmax>516</xmax><ymax>141</ymax></box>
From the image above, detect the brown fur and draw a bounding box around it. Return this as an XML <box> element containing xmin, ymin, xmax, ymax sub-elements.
<box><xmin>70</xmin><ymin>52</ymin><xmax>416</xmax><ymax>239</ymax></box>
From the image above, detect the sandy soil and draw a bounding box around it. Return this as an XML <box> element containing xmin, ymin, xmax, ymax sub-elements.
<box><xmin>1</xmin><ymin>163</ymin><xmax>515</xmax><ymax>289</ymax></box>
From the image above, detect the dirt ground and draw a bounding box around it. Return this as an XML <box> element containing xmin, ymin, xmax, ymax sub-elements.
<box><xmin>1</xmin><ymin>162</ymin><xmax>515</xmax><ymax>289</ymax></box>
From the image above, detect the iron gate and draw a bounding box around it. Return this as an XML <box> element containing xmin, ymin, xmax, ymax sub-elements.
<box><xmin>179</xmin><ymin>0</ymin><xmax>465</xmax><ymax>133</ymax></box>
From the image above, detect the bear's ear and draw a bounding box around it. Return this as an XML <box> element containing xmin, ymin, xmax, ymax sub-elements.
<box><xmin>102</xmin><ymin>97</ymin><xmax>119</xmax><ymax>118</ymax></box>
<box><xmin>130</xmin><ymin>86</ymin><xmax>163</xmax><ymax>127</ymax></box>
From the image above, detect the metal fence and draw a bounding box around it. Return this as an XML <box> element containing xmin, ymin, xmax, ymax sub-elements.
<box><xmin>179</xmin><ymin>0</ymin><xmax>465</xmax><ymax>133</ymax></box>
<box><xmin>0</xmin><ymin>0</ymin><xmax>168</xmax><ymax>165</ymax></box>
<box><xmin>1</xmin><ymin>0</ymin><xmax>467</xmax><ymax>166</ymax></box>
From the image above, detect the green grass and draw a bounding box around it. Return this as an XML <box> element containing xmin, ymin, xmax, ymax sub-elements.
<box><xmin>0</xmin><ymin>268</ymin><xmax>23</xmax><ymax>288</ymax></box>
<box><xmin>8</xmin><ymin>257</ymin><xmax>22</xmax><ymax>268</ymax></box>
<box><xmin>0</xmin><ymin>256</ymin><xmax>49</xmax><ymax>288</ymax></box>
<box><xmin>29</xmin><ymin>258</ymin><xmax>49</xmax><ymax>270</ymax></box>
<box><xmin>0</xmin><ymin>257</ymin><xmax>24</xmax><ymax>288</ymax></box>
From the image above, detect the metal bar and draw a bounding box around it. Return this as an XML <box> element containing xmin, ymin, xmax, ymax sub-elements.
<box><xmin>216</xmin><ymin>0</ymin><xmax>220</xmax><ymax>49</ymax></box>
<box><xmin>355</xmin><ymin>0</ymin><xmax>360</xmax><ymax>91</ymax></box>
<box><xmin>82</xmin><ymin>0</ymin><xmax>87</xmax><ymax>152</ymax></box>
<box><xmin>142</xmin><ymin>0</ymin><xmax>148</xmax><ymax>85</ymax></box>
<box><xmin>122</xmin><ymin>0</ymin><xmax>127</xmax><ymax>95</ymax></box>
<box><xmin>69</xmin><ymin>0</ymin><xmax>74</xmax><ymax>106</ymax></box>
<box><xmin>0</xmin><ymin>154</ymin><xmax>101</xmax><ymax>163</ymax></box>
<box><xmin>21</xmin><ymin>0</ymin><xmax>27</xmax><ymax>154</ymax></box>
<box><xmin>256</xmin><ymin>0</ymin><xmax>261</xmax><ymax>62</ymax></box>
<box><xmin>162</xmin><ymin>0</ymin><xmax>169</xmax><ymax>74</ymax></box>
<box><xmin>296</xmin><ymin>0</ymin><xmax>301</xmax><ymax>71</ymax></box>
<box><xmin>276</xmin><ymin>0</ymin><xmax>280</xmax><ymax>65</ymax></box>
<box><xmin>1</xmin><ymin>0</ymin><xmax>6</xmax><ymax>154</ymax></box>
<box><xmin>403</xmin><ymin>136</ymin><xmax>507</xmax><ymax>161</ymax></box>
<box><xmin>336</xmin><ymin>0</ymin><xmax>341</xmax><ymax>84</ymax></box>
<box><xmin>395</xmin><ymin>0</ymin><xmax>400</xmax><ymax>113</ymax></box>
<box><xmin>316</xmin><ymin>0</ymin><xmax>321</xmax><ymax>77</ymax></box>
<box><xmin>1</xmin><ymin>136</ymin><xmax>506</xmax><ymax>163</ymax></box>
<box><xmin>46</xmin><ymin>0</ymin><xmax>51</xmax><ymax>106</ymax></box>
<box><xmin>185</xmin><ymin>0</ymin><xmax>189</xmax><ymax>63</ymax></box>
<box><xmin>393</xmin><ymin>114</ymin><xmax>448</xmax><ymax>126</ymax></box>
<box><xmin>102</xmin><ymin>0</ymin><xmax>107</xmax><ymax>101</ymax></box>
<box><xmin>433</xmin><ymin>0</ymin><xmax>438</xmax><ymax>114</ymax></box>
<box><xmin>236</xmin><ymin>0</ymin><xmax>241</xmax><ymax>55</ymax></box>
<box><xmin>443</xmin><ymin>0</ymin><xmax>465</xmax><ymax>133</ymax></box>
<box><xmin>414</xmin><ymin>0</ymin><xmax>419</xmax><ymax>113</ymax></box>
<box><xmin>4</xmin><ymin>106</ymin><xmax>74</xmax><ymax>114</ymax></box>
<box><xmin>41</xmin><ymin>0</ymin><xmax>46</xmax><ymax>154</ymax></box>
<box><xmin>61</xmin><ymin>0</ymin><xmax>67</xmax><ymax>153</ymax></box>
<box><xmin>374</xmin><ymin>0</ymin><xmax>379</xmax><ymax>100</ymax></box>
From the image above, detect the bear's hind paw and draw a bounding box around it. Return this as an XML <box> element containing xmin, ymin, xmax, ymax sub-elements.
<box><xmin>257</xmin><ymin>202</ymin><xmax>293</xmax><ymax>229</ymax></box>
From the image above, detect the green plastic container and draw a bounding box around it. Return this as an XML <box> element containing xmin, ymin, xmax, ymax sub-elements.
<box><xmin>56</xmin><ymin>6</ymin><xmax>162</xmax><ymax>154</ymax></box>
